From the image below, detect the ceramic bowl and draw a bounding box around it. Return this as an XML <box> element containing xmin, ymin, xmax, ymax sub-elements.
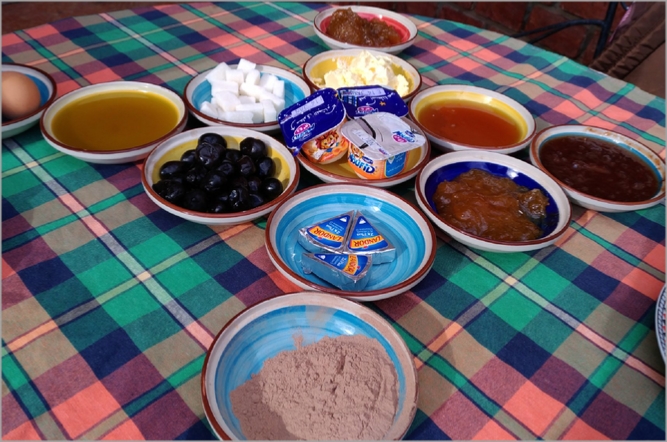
<box><xmin>529</xmin><ymin>125</ymin><xmax>666</xmax><ymax>213</ymax></box>
<box><xmin>184</xmin><ymin>64</ymin><xmax>310</xmax><ymax>133</ymax></box>
<box><xmin>416</xmin><ymin>151</ymin><xmax>572</xmax><ymax>253</ymax></box>
<box><xmin>141</xmin><ymin>126</ymin><xmax>299</xmax><ymax>225</ymax></box>
<box><xmin>265</xmin><ymin>183</ymin><xmax>436</xmax><ymax>301</ymax></box>
<box><xmin>408</xmin><ymin>84</ymin><xmax>536</xmax><ymax>154</ymax></box>
<box><xmin>2</xmin><ymin>63</ymin><xmax>57</xmax><ymax>139</ymax></box>
<box><xmin>313</xmin><ymin>5</ymin><xmax>418</xmax><ymax>55</ymax></box>
<box><xmin>201</xmin><ymin>291</ymin><xmax>418</xmax><ymax>440</ymax></box>
<box><xmin>302</xmin><ymin>48</ymin><xmax>422</xmax><ymax>101</ymax></box>
<box><xmin>296</xmin><ymin>128</ymin><xmax>431</xmax><ymax>188</ymax></box>
<box><xmin>40</xmin><ymin>80</ymin><xmax>187</xmax><ymax>164</ymax></box>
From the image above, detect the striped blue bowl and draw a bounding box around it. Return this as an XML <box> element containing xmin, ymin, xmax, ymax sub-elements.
<box><xmin>201</xmin><ymin>292</ymin><xmax>419</xmax><ymax>440</ymax></box>
<box><xmin>3</xmin><ymin>63</ymin><xmax>56</xmax><ymax>139</ymax></box>
<box><xmin>265</xmin><ymin>183</ymin><xmax>437</xmax><ymax>301</ymax></box>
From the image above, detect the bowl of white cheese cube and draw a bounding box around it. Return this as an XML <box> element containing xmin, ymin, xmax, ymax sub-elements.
<box><xmin>184</xmin><ymin>58</ymin><xmax>311</xmax><ymax>133</ymax></box>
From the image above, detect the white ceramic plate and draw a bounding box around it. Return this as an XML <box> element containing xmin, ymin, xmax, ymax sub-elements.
<box><xmin>141</xmin><ymin>126</ymin><xmax>299</xmax><ymax>225</ymax></box>
<box><xmin>2</xmin><ymin>63</ymin><xmax>56</xmax><ymax>139</ymax></box>
<box><xmin>183</xmin><ymin>64</ymin><xmax>310</xmax><ymax>133</ymax></box>
<box><xmin>40</xmin><ymin>80</ymin><xmax>187</xmax><ymax>164</ymax></box>
<box><xmin>265</xmin><ymin>183</ymin><xmax>436</xmax><ymax>301</ymax></box>
<box><xmin>313</xmin><ymin>5</ymin><xmax>418</xmax><ymax>55</ymax></box>
<box><xmin>201</xmin><ymin>292</ymin><xmax>418</xmax><ymax>440</ymax></box>
<box><xmin>656</xmin><ymin>285</ymin><xmax>666</xmax><ymax>363</ymax></box>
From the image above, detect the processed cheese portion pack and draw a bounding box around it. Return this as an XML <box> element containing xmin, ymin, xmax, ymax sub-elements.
<box><xmin>301</xmin><ymin>252</ymin><xmax>372</xmax><ymax>291</ymax></box>
<box><xmin>297</xmin><ymin>211</ymin><xmax>354</xmax><ymax>253</ymax></box>
<box><xmin>337</xmin><ymin>85</ymin><xmax>408</xmax><ymax>118</ymax></box>
<box><xmin>345</xmin><ymin>212</ymin><xmax>396</xmax><ymax>264</ymax></box>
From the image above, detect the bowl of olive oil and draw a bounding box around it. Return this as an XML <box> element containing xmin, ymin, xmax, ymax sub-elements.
<box><xmin>40</xmin><ymin>81</ymin><xmax>187</xmax><ymax>164</ymax></box>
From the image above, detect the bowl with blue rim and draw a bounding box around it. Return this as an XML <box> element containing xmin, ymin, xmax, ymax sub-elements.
<box><xmin>415</xmin><ymin>150</ymin><xmax>572</xmax><ymax>253</ymax></box>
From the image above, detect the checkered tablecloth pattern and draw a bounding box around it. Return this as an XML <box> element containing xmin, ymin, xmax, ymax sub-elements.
<box><xmin>2</xmin><ymin>2</ymin><xmax>665</xmax><ymax>440</ymax></box>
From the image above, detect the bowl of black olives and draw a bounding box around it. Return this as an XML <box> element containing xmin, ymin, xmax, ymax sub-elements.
<box><xmin>141</xmin><ymin>127</ymin><xmax>300</xmax><ymax>225</ymax></box>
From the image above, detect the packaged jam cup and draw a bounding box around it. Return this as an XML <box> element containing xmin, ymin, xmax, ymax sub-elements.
<box><xmin>337</xmin><ymin>85</ymin><xmax>408</xmax><ymax>118</ymax></box>
<box><xmin>341</xmin><ymin>112</ymin><xmax>426</xmax><ymax>180</ymax></box>
<box><xmin>278</xmin><ymin>88</ymin><xmax>350</xmax><ymax>164</ymax></box>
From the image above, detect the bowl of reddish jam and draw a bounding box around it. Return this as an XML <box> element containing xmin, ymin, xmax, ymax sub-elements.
<box><xmin>530</xmin><ymin>125</ymin><xmax>665</xmax><ymax>213</ymax></box>
<box><xmin>415</xmin><ymin>151</ymin><xmax>572</xmax><ymax>253</ymax></box>
<box><xmin>408</xmin><ymin>85</ymin><xmax>536</xmax><ymax>154</ymax></box>
<box><xmin>313</xmin><ymin>6</ymin><xmax>418</xmax><ymax>55</ymax></box>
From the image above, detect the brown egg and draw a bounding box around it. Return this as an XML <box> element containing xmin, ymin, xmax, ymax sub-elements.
<box><xmin>2</xmin><ymin>71</ymin><xmax>42</xmax><ymax>120</ymax></box>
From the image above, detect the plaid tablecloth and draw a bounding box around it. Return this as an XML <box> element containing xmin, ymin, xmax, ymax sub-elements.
<box><xmin>2</xmin><ymin>2</ymin><xmax>665</xmax><ymax>440</ymax></box>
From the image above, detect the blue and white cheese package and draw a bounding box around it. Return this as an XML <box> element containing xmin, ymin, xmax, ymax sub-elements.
<box><xmin>345</xmin><ymin>212</ymin><xmax>396</xmax><ymax>264</ymax></box>
<box><xmin>337</xmin><ymin>85</ymin><xmax>409</xmax><ymax>118</ymax></box>
<box><xmin>301</xmin><ymin>252</ymin><xmax>372</xmax><ymax>291</ymax></box>
<box><xmin>297</xmin><ymin>211</ymin><xmax>354</xmax><ymax>253</ymax></box>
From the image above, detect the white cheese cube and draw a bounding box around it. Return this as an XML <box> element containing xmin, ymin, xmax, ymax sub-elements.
<box><xmin>212</xmin><ymin>90</ymin><xmax>241</xmax><ymax>112</ymax></box>
<box><xmin>225</xmin><ymin>68</ymin><xmax>245</xmax><ymax>85</ymax></box>
<box><xmin>244</xmin><ymin>69</ymin><xmax>261</xmax><ymax>86</ymax></box>
<box><xmin>210</xmin><ymin>79</ymin><xmax>239</xmax><ymax>96</ymax></box>
<box><xmin>236</xmin><ymin>103</ymin><xmax>264</xmax><ymax>124</ymax></box>
<box><xmin>237</xmin><ymin>58</ymin><xmax>256</xmax><ymax>73</ymax></box>
<box><xmin>239</xmin><ymin>95</ymin><xmax>256</xmax><ymax>104</ymax></box>
<box><xmin>220</xmin><ymin>110</ymin><xmax>254</xmax><ymax>124</ymax></box>
<box><xmin>239</xmin><ymin>83</ymin><xmax>263</xmax><ymax>100</ymax></box>
<box><xmin>200</xmin><ymin>101</ymin><xmax>219</xmax><ymax>119</ymax></box>
<box><xmin>261</xmin><ymin>99</ymin><xmax>277</xmax><ymax>122</ymax></box>
<box><xmin>259</xmin><ymin>73</ymin><xmax>278</xmax><ymax>91</ymax></box>
<box><xmin>205</xmin><ymin>62</ymin><xmax>230</xmax><ymax>83</ymax></box>
<box><xmin>272</xmin><ymin>79</ymin><xmax>285</xmax><ymax>98</ymax></box>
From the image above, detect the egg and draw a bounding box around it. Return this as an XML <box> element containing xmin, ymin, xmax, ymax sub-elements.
<box><xmin>2</xmin><ymin>71</ymin><xmax>42</xmax><ymax>120</ymax></box>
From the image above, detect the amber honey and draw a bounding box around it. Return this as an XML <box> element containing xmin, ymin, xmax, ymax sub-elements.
<box><xmin>417</xmin><ymin>98</ymin><xmax>523</xmax><ymax>147</ymax></box>
<box><xmin>51</xmin><ymin>90</ymin><xmax>180</xmax><ymax>151</ymax></box>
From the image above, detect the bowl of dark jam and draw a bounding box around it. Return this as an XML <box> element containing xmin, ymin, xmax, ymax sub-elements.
<box><xmin>415</xmin><ymin>151</ymin><xmax>572</xmax><ymax>253</ymax></box>
<box><xmin>313</xmin><ymin>6</ymin><xmax>418</xmax><ymax>55</ymax></box>
<box><xmin>141</xmin><ymin>127</ymin><xmax>299</xmax><ymax>225</ymax></box>
<box><xmin>530</xmin><ymin>125</ymin><xmax>665</xmax><ymax>213</ymax></box>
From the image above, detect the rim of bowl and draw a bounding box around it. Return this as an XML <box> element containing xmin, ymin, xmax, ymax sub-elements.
<box><xmin>408</xmin><ymin>84</ymin><xmax>537</xmax><ymax>151</ymax></box>
<box><xmin>183</xmin><ymin>64</ymin><xmax>310</xmax><ymax>130</ymax></box>
<box><xmin>264</xmin><ymin>182</ymin><xmax>437</xmax><ymax>298</ymax></box>
<box><xmin>296</xmin><ymin>132</ymin><xmax>432</xmax><ymax>186</ymax></box>
<box><xmin>40</xmin><ymin>80</ymin><xmax>188</xmax><ymax>155</ymax></box>
<box><xmin>529</xmin><ymin>124</ymin><xmax>667</xmax><ymax>208</ymax></box>
<box><xmin>2</xmin><ymin>63</ymin><xmax>57</xmax><ymax>127</ymax></box>
<box><xmin>313</xmin><ymin>5</ymin><xmax>418</xmax><ymax>49</ymax></box>
<box><xmin>302</xmin><ymin>49</ymin><xmax>423</xmax><ymax>102</ymax></box>
<box><xmin>415</xmin><ymin>151</ymin><xmax>573</xmax><ymax>249</ymax></box>
<box><xmin>200</xmin><ymin>291</ymin><xmax>419</xmax><ymax>441</ymax></box>
<box><xmin>141</xmin><ymin>126</ymin><xmax>300</xmax><ymax>220</ymax></box>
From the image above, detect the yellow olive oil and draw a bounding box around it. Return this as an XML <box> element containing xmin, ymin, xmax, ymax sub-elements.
<box><xmin>52</xmin><ymin>90</ymin><xmax>180</xmax><ymax>151</ymax></box>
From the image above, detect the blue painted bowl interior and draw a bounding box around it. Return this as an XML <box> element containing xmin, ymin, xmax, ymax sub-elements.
<box><xmin>274</xmin><ymin>192</ymin><xmax>427</xmax><ymax>291</ymax></box>
<box><xmin>214</xmin><ymin>304</ymin><xmax>408</xmax><ymax>439</ymax></box>
<box><xmin>192</xmin><ymin>76</ymin><xmax>307</xmax><ymax>113</ymax></box>
<box><xmin>424</xmin><ymin>161</ymin><xmax>561</xmax><ymax>237</ymax></box>
<box><xmin>539</xmin><ymin>133</ymin><xmax>665</xmax><ymax>191</ymax></box>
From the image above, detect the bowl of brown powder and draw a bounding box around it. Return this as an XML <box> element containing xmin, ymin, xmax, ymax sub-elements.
<box><xmin>201</xmin><ymin>291</ymin><xmax>418</xmax><ymax>440</ymax></box>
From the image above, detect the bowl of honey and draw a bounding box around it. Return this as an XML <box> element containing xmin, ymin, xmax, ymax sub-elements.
<box><xmin>530</xmin><ymin>124</ymin><xmax>665</xmax><ymax>213</ymax></box>
<box><xmin>408</xmin><ymin>84</ymin><xmax>536</xmax><ymax>154</ymax></box>
<box><xmin>415</xmin><ymin>150</ymin><xmax>572</xmax><ymax>253</ymax></box>
<box><xmin>41</xmin><ymin>81</ymin><xmax>188</xmax><ymax>164</ymax></box>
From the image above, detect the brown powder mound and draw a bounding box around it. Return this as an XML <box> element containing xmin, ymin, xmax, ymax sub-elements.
<box><xmin>229</xmin><ymin>334</ymin><xmax>398</xmax><ymax>440</ymax></box>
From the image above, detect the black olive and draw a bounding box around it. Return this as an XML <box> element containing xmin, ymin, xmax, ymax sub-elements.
<box><xmin>208</xmin><ymin>200</ymin><xmax>230</xmax><ymax>213</ymax></box>
<box><xmin>225</xmin><ymin>149</ymin><xmax>241</xmax><ymax>163</ymax></box>
<box><xmin>159</xmin><ymin>160</ymin><xmax>187</xmax><ymax>180</ymax></box>
<box><xmin>203</xmin><ymin>171</ymin><xmax>228</xmax><ymax>193</ymax></box>
<box><xmin>237</xmin><ymin>155</ymin><xmax>256</xmax><ymax>177</ymax></box>
<box><xmin>232</xmin><ymin>175</ymin><xmax>248</xmax><ymax>189</ymax></box>
<box><xmin>180</xmin><ymin>149</ymin><xmax>197</xmax><ymax>166</ymax></box>
<box><xmin>184</xmin><ymin>166</ymin><xmax>208</xmax><ymax>188</ymax></box>
<box><xmin>247</xmin><ymin>175</ymin><xmax>262</xmax><ymax>194</ymax></box>
<box><xmin>255</xmin><ymin>157</ymin><xmax>275</xmax><ymax>179</ymax></box>
<box><xmin>261</xmin><ymin>177</ymin><xmax>283</xmax><ymax>201</ymax></box>
<box><xmin>214</xmin><ymin>188</ymin><xmax>232</xmax><ymax>207</ymax></box>
<box><xmin>196</xmin><ymin>141</ymin><xmax>224</xmax><ymax>169</ymax></box>
<box><xmin>240</xmin><ymin>137</ymin><xmax>267</xmax><ymax>161</ymax></box>
<box><xmin>182</xmin><ymin>189</ymin><xmax>208</xmax><ymax>212</ymax></box>
<box><xmin>198</xmin><ymin>133</ymin><xmax>227</xmax><ymax>149</ymax></box>
<box><xmin>248</xmin><ymin>192</ymin><xmax>266</xmax><ymax>209</ymax></box>
<box><xmin>153</xmin><ymin>179</ymin><xmax>185</xmax><ymax>204</ymax></box>
<box><xmin>216</xmin><ymin>160</ymin><xmax>238</xmax><ymax>179</ymax></box>
<box><xmin>228</xmin><ymin>186</ymin><xmax>249</xmax><ymax>211</ymax></box>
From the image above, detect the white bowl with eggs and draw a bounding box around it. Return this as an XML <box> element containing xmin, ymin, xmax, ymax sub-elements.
<box><xmin>408</xmin><ymin>84</ymin><xmax>536</xmax><ymax>154</ymax></box>
<box><xmin>40</xmin><ymin>80</ymin><xmax>187</xmax><ymax>164</ymax></box>
<box><xmin>2</xmin><ymin>63</ymin><xmax>57</xmax><ymax>139</ymax></box>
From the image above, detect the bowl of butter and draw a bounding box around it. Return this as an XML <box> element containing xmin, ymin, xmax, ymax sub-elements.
<box><xmin>302</xmin><ymin>49</ymin><xmax>421</xmax><ymax>102</ymax></box>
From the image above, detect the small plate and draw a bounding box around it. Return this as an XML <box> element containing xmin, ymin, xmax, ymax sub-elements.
<box><xmin>265</xmin><ymin>183</ymin><xmax>436</xmax><ymax>301</ymax></box>
<box><xmin>313</xmin><ymin>5</ymin><xmax>418</xmax><ymax>55</ymax></box>
<box><xmin>656</xmin><ymin>285</ymin><xmax>666</xmax><ymax>363</ymax></box>
<box><xmin>2</xmin><ymin>63</ymin><xmax>57</xmax><ymax>139</ymax></box>
<box><xmin>184</xmin><ymin>64</ymin><xmax>310</xmax><ymax>133</ymax></box>
<box><xmin>201</xmin><ymin>292</ymin><xmax>418</xmax><ymax>440</ymax></box>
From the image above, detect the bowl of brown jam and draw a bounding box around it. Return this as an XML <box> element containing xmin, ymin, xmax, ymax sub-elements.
<box><xmin>415</xmin><ymin>151</ymin><xmax>572</xmax><ymax>253</ymax></box>
<box><xmin>530</xmin><ymin>125</ymin><xmax>665</xmax><ymax>213</ymax></box>
<box><xmin>409</xmin><ymin>84</ymin><xmax>537</xmax><ymax>154</ymax></box>
<box><xmin>313</xmin><ymin>6</ymin><xmax>418</xmax><ymax>55</ymax></box>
